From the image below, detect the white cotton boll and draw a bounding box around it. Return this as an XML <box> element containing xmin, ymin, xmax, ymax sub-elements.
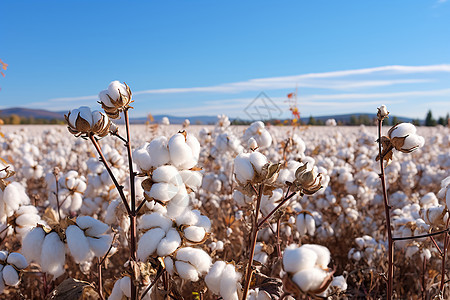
<box><xmin>70</xmin><ymin>192</ymin><xmax>83</xmax><ymax>211</ymax></box>
<box><xmin>166</xmin><ymin>193</ymin><xmax>190</xmax><ymax>219</ymax></box>
<box><xmin>421</xmin><ymin>249</ymin><xmax>432</xmax><ymax>261</ymax></box>
<box><xmin>2</xmin><ymin>265</ymin><xmax>20</xmax><ymax>286</ymax></box>
<box><xmin>157</xmin><ymin>228</ymin><xmax>181</xmax><ymax>257</ymax></box>
<box><xmin>169</xmin><ymin>134</ymin><xmax>193</xmax><ymax>168</ymax></box>
<box><xmin>331</xmin><ymin>275</ymin><xmax>347</xmax><ymax>291</ymax></box>
<box><xmin>226</xmin><ymin>228</ymin><xmax>233</xmax><ymax>237</ymax></box>
<box><xmin>149</xmin><ymin>183</ymin><xmax>178</xmax><ymax>202</ymax></box>
<box><xmin>296</xmin><ymin>214</ymin><xmax>307</xmax><ymax>236</ymax></box>
<box><xmin>283</xmin><ymin>245</ymin><xmax>317</xmax><ymax>273</ymax></box>
<box><xmin>15</xmin><ymin>213</ymin><xmax>40</xmax><ymax>227</ymax></box>
<box><xmin>403</xmin><ymin>134</ymin><xmax>425</xmax><ymax>150</ymax></box>
<box><xmin>216</xmin><ymin>241</ymin><xmax>224</xmax><ymax>251</ymax></box>
<box><xmin>197</xmin><ymin>214</ymin><xmax>211</xmax><ymax>231</ymax></box>
<box><xmin>3</xmin><ymin>183</ymin><xmax>21</xmax><ymax>211</ymax></box>
<box><xmin>292</xmin><ymin>268</ymin><xmax>328</xmax><ymax>292</ymax></box>
<box><xmin>22</xmin><ymin>227</ymin><xmax>45</xmax><ymax>263</ymax></box>
<box><xmin>6</xmin><ymin>253</ymin><xmax>28</xmax><ymax>269</ymax></box>
<box><xmin>16</xmin><ymin>205</ymin><xmax>38</xmax><ymax>215</ymax></box>
<box><xmin>301</xmin><ymin>244</ymin><xmax>331</xmax><ymax>269</ymax></box>
<box><xmin>105</xmin><ymin>200</ymin><xmax>120</xmax><ymax>225</ymax></box>
<box><xmin>234</xmin><ymin>153</ymin><xmax>254</xmax><ymax>183</ymax></box>
<box><xmin>107</xmin><ymin>81</ymin><xmax>128</xmax><ymax>101</ymax></box>
<box><xmin>220</xmin><ymin>264</ymin><xmax>240</xmax><ymax>300</ymax></box>
<box><xmin>184</xmin><ymin>226</ymin><xmax>206</xmax><ymax>243</ymax></box>
<box><xmin>133</xmin><ymin>145</ymin><xmax>152</xmax><ymax>171</ymax></box>
<box><xmin>76</xmin><ymin>216</ymin><xmax>109</xmax><ymax>237</ymax></box>
<box><xmin>186</xmin><ymin>135</ymin><xmax>200</xmax><ymax>160</ymax></box>
<box><xmin>108</xmin><ymin>278</ymin><xmax>124</xmax><ymax>300</ymax></box>
<box><xmin>119</xmin><ymin>276</ymin><xmax>131</xmax><ymax>298</ymax></box>
<box><xmin>147</xmin><ymin>137</ymin><xmax>170</xmax><ymax>167</ymax></box>
<box><xmin>137</xmin><ymin>228</ymin><xmax>166</xmax><ymax>261</ymax></box>
<box><xmin>0</xmin><ymin>251</ymin><xmax>7</xmax><ymax>262</ymax></box>
<box><xmin>41</xmin><ymin>232</ymin><xmax>66</xmax><ymax>278</ymax></box>
<box><xmin>175</xmin><ymin>261</ymin><xmax>199</xmax><ymax>281</ymax></box>
<box><xmin>205</xmin><ymin>261</ymin><xmax>226</xmax><ymax>294</ymax></box>
<box><xmin>180</xmin><ymin>170</ymin><xmax>203</xmax><ymax>191</ymax></box>
<box><xmin>164</xmin><ymin>257</ymin><xmax>174</xmax><ymax>275</ymax></box>
<box><xmin>305</xmin><ymin>214</ymin><xmax>315</xmax><ymax>236</ymax></box>
<box><xmin>88</xmin><ymin>235</ymin><xmax>113</xmax><ymax>257</ymax></box>
<box><xmin>176</xmin><ymin>247</ymin><xmax>212</xmax><ymax>274</ymax></box>
<box><xmin>389</xmin><ymin>123</ymin><xmax>416</xmax><ymax>138</ymax></box>
<box><xmin>153</xmin><ymin>166</ymin><xmax>183</xmax><ymax>186</ymax></box>
<box><xmin>249</xmin><ymin>152</ymin><xmax>268</xmax><ymax>174</ymax></box>
<box><xmin>66</xmin><ymin>225</ymin><xmax>91</xmax><ymax>263</ymax></box>
<box><xmin>139</xmin><ymin>213</ymin><xmax>172</xmax><ymax>232</ymax></box>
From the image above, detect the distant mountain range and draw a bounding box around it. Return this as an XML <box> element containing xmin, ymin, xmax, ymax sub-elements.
<box><xmin>0</xmin><ymin>107</ymin><xmax>418</xmax><ymax>125</ymax></box>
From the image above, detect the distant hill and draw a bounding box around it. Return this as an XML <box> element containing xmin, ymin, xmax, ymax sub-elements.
<box><xmin>0</xmin><ymin>107</ymin><xmax>419</xmax><ymax>125</ymax></box>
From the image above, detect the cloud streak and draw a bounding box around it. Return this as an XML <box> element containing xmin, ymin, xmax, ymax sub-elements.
<box><xmin>47</xmin><ymin>64</ymin><xmax>450</xmax><ymax>103</ymax></box>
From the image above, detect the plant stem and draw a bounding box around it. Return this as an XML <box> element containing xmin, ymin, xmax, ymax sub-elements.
<box><xmin>124</xmin><ymin>109</ymin><xmax>138</xmax><ymax>300</ymax></box>
<box><xmin>439</xmin><ymin>218</ymin><xmax>450</xmax><ymax>293</ymax></box>
<box><xmin>377</xmin><ymin>119</ymin><xmax>394</xmax><ymax>300</ymax></box>
<box><xmin>53</xmin><ymin>173</ymin><xmax>61</xmax><ymax>221</ymax></box>
<box><xmin>141</xmin><ymin>268</ymin><xmax>165</xmax><ymax>299</ymax></box>
<box><xmin>88</xmin><ymin>134</ymin><xmax>131</xmax><ymax>215</ymax></box>
<box><xmin>257</xmin><ymin>191</ymin><xmax>297</xmax><ymax>228</ymax></box>
<box><xmin>242</xmin><ymin>184</ymin><xmax>264</xmax><ymax>300</ymax></box>
<box><xmin>98</xmin><ymin>258</ymin><xmax>105</xmax><ymax>300</ymax></box>
<box><xmin>392</xmin><ymin>228</ymin><xmax>450</xmax><ymax>241</ymax></box>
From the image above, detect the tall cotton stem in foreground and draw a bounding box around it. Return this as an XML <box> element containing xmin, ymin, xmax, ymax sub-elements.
<box><xmin>124</xmin><ymin>109</ymin><xmax>138</xmax><ymax>300</ymax></box>
<box><xmin>377</xmin><ymin>117</ymin><xmax>394</xmax><ymax>299</ymax></box>
<box><xmin>242</xmin><ymin>184</ymin><xmax>264</xmax><ymax>300</ymax></box>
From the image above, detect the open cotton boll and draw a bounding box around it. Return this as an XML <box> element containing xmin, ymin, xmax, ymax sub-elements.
<box><xmin>176</xmin><ymin>247</ymin><xmax>212</xmax><ymax>275</ymax></box>
<box><xmin>164</xmin><ymin>257</ymin><xmax>174</xmax><ymax>275</ymax></box>
<box><xmin>296</xmin><ymin>214</ymin><xmax>307</xmax><ymax>236</ymax></box>
<box><xmin>186</xmin><ymin>135</ymin><xmax>200</xmax><ymax>159</ymax></box>
<box><xmin>331</xmin><ymin>275</ymin><xmax>347</xmax><ymax>291</ymax></box>
<box><xmin>153</xmin><ymin>166</ymin><xmax>183</xmax><ymax>186</ymax></box>
<box><xmin>133</xmin><ymin>144</ymin><xmax>152</xmax><ymax>171</ymax></box>
<box><xmin>66</xmin><ymin>225</ymin><xmax>91</xmax><ymax>263</ymax></box>
<box><xmin>219</xmin><ymin>264</ymin><xmax>240</xmax><ymax>300</ymax></box>
<box><xmin>157</xmin><ymin>228</ymin><xmax>181</xmax><ymax>257</ymax></box>
<box><xmin>301</xmin><ymin>244</ymin><xmax>331</xmax><ymax>269</ymax></box>
<box><xmin>305</xmin><ymin>214</ymin><xmax>315</xmax><ymax>236</ymax></box>
<box><xmin>70</xmin><ymin>193</ymin><xmax>83</xmax><ymax>211</ymax></box>
<box><xmin>139</xmin><ymin>212</ymin><xmax>172</xmax><ymax>232</ymax></box>
<box><xmin>105</xmin><ymin>200</ymin><xmax>121</xmax><ymax>225</ymax></box>
<box><xmin>234</xmin><ymin>153</ymin><xmax>254</xmax><ymax>183</ymax></box>
<box><xmin>168</xmin><ymin>133</ymin><xmax>195</xmax><ymax>169</ymax></box>
<box><xmin>41</xmin><ymin>232</ymin><xmax>66</xmax><ymax>278</ymax></box>
<box><xmin>137</xmin><ymin>228</ymin><xmax>166</xmax><ymax>261</ymax></box>
<box><xmin>6</xmin><ymin>253</ymin><xmax>28</xmax><ymax>269</ymax></box>
<box><xmin>249</xmin><ymin>152</ymin><xmax>268</xmax><ymax>174</ymax></box>
<box><xmin>147</xmin><ymin>137</ymin><xmax>170</xmax><ymax>167</ymax></box>
<box><xmin>389</xmin><ymin>123</ymin><xmax>416</xmax><ymax>138</ymax></box>
<box><xmin>76</xmin><ymin>216</ymin><xmax>109</xmax><ymax>237</ymax></box>
<box><xmin>118</xmin><ymin>276</ymin><xmax>131</xmax><ymax>298</ymax></box>
<box><xmin>15</xmin><ymin>213</ymin><xmax>40</xmax><ymax>228</ymax></box>
<box><xmin>107</xmin><ymin>81</ymin><xmax>129</xmax><ymax>101</ymax></box>
<box><xmin>292</xmin><ymin>268</ymin><xmax>328</xmax><ymax>292</ymax></box>
<box><xmin>184</xmin><ymin>226</ymin><xmax>206</xmax><ymax>243</ymax></box>
<box><xmin>283</xmin><ymin>245</ymin><xmax>318</xmax><ymax>273</ymax></box>
<box><xmin>149</xmin><ymin>183</ymin><xmax>179</xmax><ymax>202</ymax></box>
<box><xmin>2</xmin><ymin>265</ymin><xmax>19</xmax><ymax>286</ymax></box>
<box><xmin>205</xmin><ymin>261</ymin><xmax>226</xmax><ymax>294</ymax></box>
<box><xmin>166</xmin><ymin>193</ymin><xmax>190</xmax><ymax>219</ymax></box>
<box><xmin>21</xmin><ymin>227</ymin><xmax>45</xmax><ymax>263</ymax></box>
<box><xmin>0</xmin><ymin>251</ymin><xmax>8</xmax><ymax>262</ymax></box>
<box><xmin>3</xmin><ymin>183</ymin><xmax>22</xmax><ymax>211</ymax></box>
<box><xmin>402</xmin><ymin>134</ymin><xmax>425</xmax><ymax>150</ymax></box>
<box><xmin>175</xmin><ymin>261</ymin><xmax>199</xmax><ymax>281</ymax></box>
<box><xmin>108</xmin><ymin>277</ymin><xmax>124</xmax><ymax>300</ymax></box>
<box><xmin>88</xmin><ymin>234</ymin><xmax>113</xmax><ymax>257</ymax></box>
<box><xmin>175</xmin><ymin>209</ymin><xmax>200</xmax><ymax>227</ymax></box>
<box><xmin>179</xmin><ymin>170</ymin><xmax>203</xmax><ymax>191</ymax></box>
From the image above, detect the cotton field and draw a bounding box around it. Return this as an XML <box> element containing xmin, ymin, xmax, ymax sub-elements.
<box><xmin>0</xmin><ymin>82</ymin><xmax>449</xmax><ymax>299</ymax></box>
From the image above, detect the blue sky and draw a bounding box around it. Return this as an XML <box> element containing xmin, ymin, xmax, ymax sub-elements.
<box><xmin>0</xmin><ymin>0</ymin><xmax>449</xmax><ymax>120</ymax></box>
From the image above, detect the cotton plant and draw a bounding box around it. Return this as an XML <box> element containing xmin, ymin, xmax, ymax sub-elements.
<box><xmin>242</xmin><ymin>121</ymin><xmax>273</xmax><ymax>149</ymax></box>
<box><xmin>21</xmin><ymin>215</ymin><xmax>112</xmax><ymax>278</ymax></box>
<box><xmin>164</xmin><ymin>247</ymin><xmax>212</xmax><ymax>282</ymax></box>
<box><xmin>205</xmin><ymin>261</ymin><xmax>241</xmax><ymax>300</ymax></box>
<box><xmin>46</xmin><ymin>170</ymin><xmax>87</xmax><ymax>216</ymax></box>
<box><xmin>0</xmin><ymin>251</ymin><xmax>28</xmax><ymax>294</ymax></box>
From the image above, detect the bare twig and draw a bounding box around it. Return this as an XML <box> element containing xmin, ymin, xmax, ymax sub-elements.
<box><xmin>258</xmin><ymin>191</ymin><xmax>297</xmax><ymax>228</ymax></box>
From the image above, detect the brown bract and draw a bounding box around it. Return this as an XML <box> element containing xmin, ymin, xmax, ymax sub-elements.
<box><xmin>290</xmin><ymin>163</ymin><xmax>323</xmax><ymax>195</ymax></box>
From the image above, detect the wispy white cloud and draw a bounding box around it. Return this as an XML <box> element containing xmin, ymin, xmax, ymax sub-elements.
<box><xmin>47</xmin><ymin>64</ymin><xmax>450</xmax><ymax>103</ymax></box>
